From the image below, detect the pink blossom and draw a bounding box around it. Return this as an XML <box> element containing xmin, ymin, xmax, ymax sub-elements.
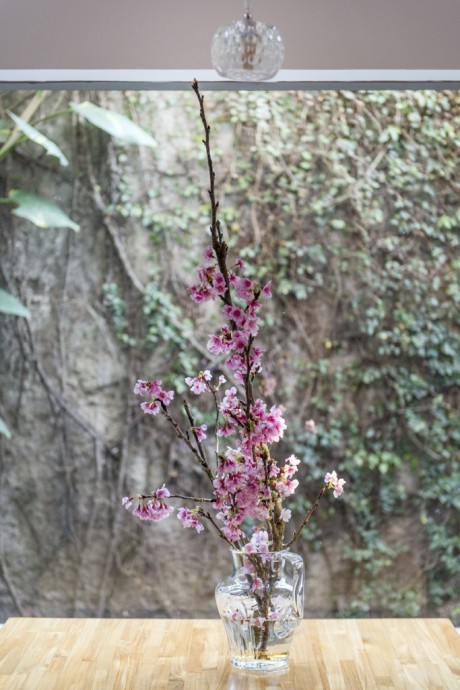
<box><xmin>235</xmin><ymin>277</ymin><xmax>254</xmax><ymax>302</ymax></box>
<box><xmin>222</xmin><ymin>523</ymin><xmax>243</xmax><ymax>542</ymax></box>
<box><xmin>216</xmin><ymin>419</ymin><xmax>238</xmax><ymax>437</ymax></box>
<box><xmin>261</xmin><ymin>281</ymin><xmax>272</xmax><ymax>299</ymax></box>
<box><xmin>213</xmin><ymin>271</ymin><xmax>227</xmax><ymax>296</ymax></box>
<box><xmin>324</xmin><ymin>471</ymin><xmax>346</xmax><ymax>498</ymax></box>
<box><xmin>333</xmin><ymin>480</ymin><xmax>346</xmax><ymax>498</ymax></box>
<box><xmin>188</xmin><ymin>284</ymin><xmax>213</xmax><ymax>303</ymax></box>
<box><xmin>133</xmin><ymin>380</ymin><xmax>151</xmax><ymax>396</ymax></box>
<box><xmin>223</xmin><ymin>304</ymin><xmax>246</xmax><ymax>328</ymax></box>
<box><xmin>241</xmin><ymin>560</ymin><xmax>255</xmax><ymax>576</ymax></box>
<box><xmin>122</xmin><ymin>497</ymin><xmax>132</xmax><ymax>509</ymax></box>
<box><xmin>250</xmin><ymin>617</ymin><xmax>266</xmax><ymax>628</ymax></box>
<box><xmin>280</xmin><ymin>508</ymin><xmax>292</xmax><ymax>522</ymax></box>
<box><xmin>194</xmin><ymin>424</ymin><xmax>207</xmax><ymax>442</ymax></box>
<box><xmin>135</xmin><ymin>379</ymin><xmax>174</xmax><ymax>410</ymax></box>
<box><xmin>134</xmin><ymin>379</ymin><xmax>163</xmax><ymax>397</ymax></box>
<box><xmin>249</xmin><ymin>504</ymin><xmax>270</xmax><ymax>521</ymax></box>
<box><xmin>177</xmin><ymin>507</ymin><xmax>205</xmax><ymax>533</ymax></box>
<box><xmin>250</xmin><ymin>578</ymin><xmax>264</xmax><ymax>592</ymax></box>
<box><xmin>207</xmin><ymin>334</ymin><xmax>227</xmax><ymax>355</ymax></box>
<box><xmin>230</xmin><ymin>330</ymin><xmax>248</xmax><ymax>352</ymax></box>
<box><xmin>185</xmin><ymin>370</ymin><xmax>212</xmax><ymax>394</ymax></box>
<box><xmin>158</xmin><ymin>389</ymin><xmax>174</xmax><ymax>405</ymax></box>
<box><xmin>305</xmin><ymin>419</ymin><xmax>316</xmax><ymax>432</ymax></box>
<box><xmin>324</xmin><ymin>471</ymin><xmax>337</xmax><ymax>484</ymax></box>
<box><xmin>248</xmin><ymin>529</ymin><xmax>270</xmax><ymax>553</ymax></box>
<box><xmin>155</xmin><ymin>484</ymin><xmax>170</xmax><ymax>499</ymax></box>
<box><xmin>140</xmin><ymin>400</ymin><xmax>161</xmax><ymax>415</ymax></box>
<box><xmin>133</xmin><ymin>499</ymin><xmax>173</xmax><ymax>522</ymax></box>
<box><xmin>202</xmin><ymin>246</ymin><xmax>215</xmax><ymax>266</ymax></box>
<box><xmin>276</xmin><ymin>478</ymin><xmax>299</xmax><ymax>497</ymax></box>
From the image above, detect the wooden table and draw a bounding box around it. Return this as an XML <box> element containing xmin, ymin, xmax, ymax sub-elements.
<box><xmin>0</xmin><ymin>617</ymin><xmax>458</xmax><ymax>689</ymax></box>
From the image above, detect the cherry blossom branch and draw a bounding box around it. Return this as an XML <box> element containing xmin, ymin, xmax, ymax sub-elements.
<box><xmin>183</xmin><ymin>399</ymin><xmax>212</xmax><ymax>469</ymax></box>
<box><xmin>209</xmin><ymin>385</ymin><xmax>224</xmax><ymax>466</ymax></box>
<box><xmin>200</xmin><ymin>510</ymin><xmax>243</xmax><ymax>549</ymax></box>
<box><xmin>169</xmin><ymin>494</ymin><xmax>215</xmax><ymax>503</ymax></box>
<box><xmin>160</xmin><ymin>404</ymin><xmax>214</xmax><ymax>483</ymax></box>
<box><xmin>284</xmin><ymin>487</ymin><xmax>327</xmax><ymax>548</ymax></box>
<box><xmin>191</xmin><ymin>79</ymin><xmax>232</xmax><ymax>305</ymax></box>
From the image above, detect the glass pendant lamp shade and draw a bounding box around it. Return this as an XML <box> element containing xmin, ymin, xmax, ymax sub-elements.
<box><xmin>211</xmin><ymin>2</ymin><xmax>284</xmax><ymax>81</ymax></box>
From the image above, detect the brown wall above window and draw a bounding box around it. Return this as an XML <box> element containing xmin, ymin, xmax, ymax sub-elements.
<box><xmin>0</xmin><ymin>0</ymin><xmax>459</xmax><ymax>71</ymax></box>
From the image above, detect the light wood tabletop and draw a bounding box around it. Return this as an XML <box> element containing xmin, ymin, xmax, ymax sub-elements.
<box><xmin>0</xmin><ymin>617</ymin><xmax>458</xmax><ymax>689</ymax></box>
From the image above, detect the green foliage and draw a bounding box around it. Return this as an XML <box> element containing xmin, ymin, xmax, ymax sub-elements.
<box><xmin>0</xmin><ymin>287</ymin><xmax>30</xmax><ymax>318</ymax></box>
<box><xmin>104</xmin><ymin>89</ymin><xmax>459</xmax><ymax>620</ymax></box>
<box><xmin>70</xmin><ymin>101</ymin><xmax>157</xmax><ymax>148</ymax></box>
<box><xmin>113</xmin><ymin>89</ymin><xmax>457</xmax><ymax>619</ymax></box>
<box><xmin>0</xmin><ymin>417</ymin><xmax>11</xmax><ymax>439</ymax></box>
<box><xmin>143</xmin><ymin>274</ymin><xmax>199</xmax><ymax>392</ymax></box>
<box><xmin>102</xmin><ymin>283</ymin><xmax>136</xmax><ymax>347</ymax></box>
<box><xmin>7</xmin><ymin>110</ymin><xmax>69</xmax><ymax>166</ymax></box>
<box><xmin>8</xmin><ymin>190</ymin><xmax>80</xmax><ymax>231</ymax></box>
<box><xmin>199</xmin><ymin>89</ymin><xmax>459</xmax><ymax>619</ymax></box>
<box><xmin>5</xmin><ymin>88</ymin><xmax>457</xmax><ymax>620</ymax></box>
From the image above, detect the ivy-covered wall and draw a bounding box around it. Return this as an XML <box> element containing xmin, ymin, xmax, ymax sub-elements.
<box><xmin>0</xmin><ymin>89</ymin><xmax>459</xmax><ymax>622</ymax></box>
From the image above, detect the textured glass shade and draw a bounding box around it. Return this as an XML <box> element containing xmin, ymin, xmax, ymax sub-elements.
<box><xmin>211</xmin><ymin>14</ymin><xmax>284</xmax><ymax>81</ymax></box>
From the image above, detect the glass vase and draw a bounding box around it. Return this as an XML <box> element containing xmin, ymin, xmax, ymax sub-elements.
<box><xmin>215</xmin><ymin>550</ymin><xmax>304</xmax><ymax>672</ymax></box>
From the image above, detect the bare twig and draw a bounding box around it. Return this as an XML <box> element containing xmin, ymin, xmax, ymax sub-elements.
<box><xmin>285</xmin><ymin>487</ymin><xmax>327</xmax><ymax>548</ymax></box>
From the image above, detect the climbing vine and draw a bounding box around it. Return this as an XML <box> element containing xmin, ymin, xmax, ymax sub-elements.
<box><xmin>1</xmin><ymin>88</ymin><xmax>458</xmax><ymax>622</ymax></box>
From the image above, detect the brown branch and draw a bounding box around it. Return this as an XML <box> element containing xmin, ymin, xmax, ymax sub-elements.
<box><xmin>182</xmin><ymin>399</ymin><xmax>212</xmax><ymax>472</ymax></box>
<box><xmin>160</xmin><ymin>404</ymin><xmax>214</xmax><ymax>483</ymax></box>
<box><xmin>285</xmin><ymin>486</ymin><xmax>327</xmax><ymax>548</ymax></box>
<box><xmin>200</xmin><ymin>510</ymin><xmax>240</xmax><ymax>549</ymax></box>
<box><xmin>191</xmin><ymin>79</ymin><xmax>232</xmax><ymax>305</ymax></box>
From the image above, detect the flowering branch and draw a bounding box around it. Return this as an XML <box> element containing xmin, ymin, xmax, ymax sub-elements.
<box><xmin>161</xmin><ymin>400</ymin><xmax>214</xmax><ymax>483</ymax></box>
<box><xmin>191</xmin><ymin>78</ymin><xmax>232</xmax><ymax>304</ymax></box>
<box><xmin>123</xmin><ymin>81</ymin><xmax>346</xmax><ymax>555</ymax></box>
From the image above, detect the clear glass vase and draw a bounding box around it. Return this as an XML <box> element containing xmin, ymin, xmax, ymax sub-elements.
<box><xmin>215</xmin><ymin>550</ymin><xmax>304</xmax><ymax>672</ymax></box>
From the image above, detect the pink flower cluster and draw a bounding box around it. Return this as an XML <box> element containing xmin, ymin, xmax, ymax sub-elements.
<box><xmin>122</xmin><ymin>485</ymin><xmax>173</xmax><ymax>522</ymax></box>
<box><xmin>212</xmin><ymin>446</ymin><xmax>303</xmax><ymax>544</ymax></box>
<box><xmin>188</xmin><ymin>248</ymin><xmax>227</xmax><ymax>303</ymax></box>
<box><xmin>185</xmin><ymin>370</ymin><xmax>212</xmax><ymax>394</ymax></box>
<box><xmin>124</xmin><ymin>241</ymin><xmax>347</xmax><ymax>549</ymax></box>
<box><xmin>324</xmin><ymin>471</ymin><xmax>346</xmax><ymax>498</ymax></box>
<box><xmin>190</xmin><ymin>249</ymin><xmax>272</xmax><ymax>385</ymax></box>
<box><xmin>177</xmin><ymin>507</ymin><xmax>204</xmax><ymax>533</ymax></box>
<box><xmin>243</xmin><ymin>529</ymin><xmax>270</xmax><ymax>554</ymax></box>
<box><xmin>133</xmin><ymin>379</ymin><xmax>174</xmax><ymax>416</ymax></box>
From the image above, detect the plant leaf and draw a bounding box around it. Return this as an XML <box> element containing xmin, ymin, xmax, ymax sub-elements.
<box><xmin>71</xmin><ymin>101</ymin><xmax>157</xmax><ymax>148</ymax></box>
<box><xmin>0</xmin><ymin>92</ymin><xmax>47</xmax><ymax>159</ymax></box>
<box><xmin>8</xmin><ymin>190</ymin><xmax>80</xmax><ymax>231</ymax></box>
<box><xmin>0</xmin><ymin>288</ymin><xmax>30</xmax><ymax>318</ymax></box>
<box><xmin>7</xmin><ymin>110</ymin><xmax>69</xmax><ymax>166</ymax></box>
<box><xmin>0</xmin><ymin>417</ymin><xmax>11</xmax><ymax>440</ymax></box>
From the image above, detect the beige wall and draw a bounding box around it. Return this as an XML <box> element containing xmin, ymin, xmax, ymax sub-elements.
<box><xmin>0</xmin><ymin>0</ymin><xmax>459</xmax><ymax>71</ymax></box>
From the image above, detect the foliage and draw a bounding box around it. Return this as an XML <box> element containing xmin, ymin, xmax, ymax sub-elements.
<box><xmin>1</xmin><ymin>88</ymin><xmax>458</xmax><ymax>622</ymax></box>
<box><xmin>110</xmin><ymin>89</ymin><xmax>459</xmax><ymax>620</ymax></box>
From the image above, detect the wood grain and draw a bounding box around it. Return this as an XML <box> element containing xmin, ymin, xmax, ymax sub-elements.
<box><xmin>0</xmin><ymin>617</ymin><xmax>458</xmax><ymax>689</ymax></box>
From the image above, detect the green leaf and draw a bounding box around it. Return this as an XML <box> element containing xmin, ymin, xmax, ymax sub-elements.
<box><xmin>8</xmin><ymin>191</ymin><xmax>80</xmax><ymax>231</ymax></box>
<box><xmin>0</xmin><ymin>417</ymin><xmax>11</xmax><ymax>440</ymax></box>
<box><xmin>0</xmin><ymin>118</ymin><xmax>10</xmax><ymax>144</ymax></box>
<box><xmin>70</xmin><ymin>101</ymin><xmax>157</xmax><ymax>148</ymax></box>
<box><xmin>0</xmin><ymin>288</ymin><xmax>30</xmax><ymax>318</ymax></box>
<box><xmin>7</xmin><ymin>110</ymin><xmax>69</xmax><ymax>166</ymax></box>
